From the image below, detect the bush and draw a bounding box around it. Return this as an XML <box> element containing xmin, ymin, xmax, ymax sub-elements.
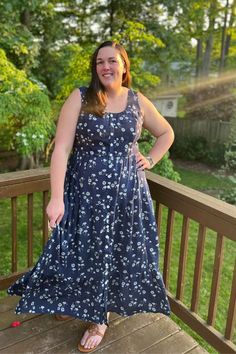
<box><xmin>0</xmin><ymin>48</ymin><xmax>54</xmax><ymax>159</ymax></box>
<box><xmin>139</xmin><ymin>129</ymin><xmax>180</xmax><ymax>182</ymax></box>
<box><xmin>222</xmin><ymin>117</ymin><xmax>236</xmax><ymax>173</ymax></box>
<box><xmin>219</xmin><ymin>176</ymin><xmax>236</xmax><ymax>205</ymax></box>
<box><xmin>170</xmin><ymin>135</ymin><xmax>226</xmax><ymax>167</ymax></box>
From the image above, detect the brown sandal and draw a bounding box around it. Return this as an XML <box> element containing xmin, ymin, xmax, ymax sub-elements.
<box><xmin>54</xmin><ymin>314</ymin><xmax>71</xmax><ymax>321</ymax></box>
<box><xmin>77</xmin><ymin>323</ymin><xmax>107</xmax><ymax>353</ymax></box>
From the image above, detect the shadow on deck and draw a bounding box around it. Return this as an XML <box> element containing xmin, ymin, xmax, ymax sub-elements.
<box><xmin>0</xmin><ymin>296</ymin><xmax>208</xmax><ymax>354</ymax></box>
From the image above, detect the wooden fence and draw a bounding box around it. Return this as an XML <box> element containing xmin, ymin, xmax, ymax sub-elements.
<box><xmin>166</xmin><ymin>118</ymin><xmax>231</xmax><ymax>143</ymax></box>
<box><xmin>0</xmin><ymin>168</ymin><xmax>235</xmax><ymax>353</ymax></box>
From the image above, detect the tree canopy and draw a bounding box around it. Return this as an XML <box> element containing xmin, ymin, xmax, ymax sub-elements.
<box><xmin>0</xmin><ymin>0</ymin><xmax>236</xmax><ymax>172</ymax></box>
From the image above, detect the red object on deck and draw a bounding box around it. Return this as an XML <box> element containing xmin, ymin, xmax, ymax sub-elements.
<box><xmin>10</xmin><ymin>321</ymin><xmax>21</xmax><ymax>327</ymax></box>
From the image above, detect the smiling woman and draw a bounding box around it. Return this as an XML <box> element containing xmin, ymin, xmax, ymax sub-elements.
<box><xmin>82</xmin><ymin>41</ymin><xmax>131</xmax><ymax>117</ymax></box>
<box><xmin>7</xmin><ymin>40</ymin><xmax>174</xmax><ymax>353</ymax></box>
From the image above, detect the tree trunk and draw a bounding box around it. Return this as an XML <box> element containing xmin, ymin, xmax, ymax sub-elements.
<box><xmin>196</xmin><ymin>38</ymin><xmax>203</xmax><ymax>77</ymax></box>
<box><xmin>224</xmin><ymin>0</ymin><xmax>236</xmax><ymax>65</ymax></box>
<box><xmin>201</xmin><ymin>1</ymin><xmax>216</xmax><ymax>77</ymax></box>
<box><xmin>20</xmin><ymin>9</ymin><xmax>31</xmax><ymax>28</ymax></box>
<box><xmin>202</xmin><ymin>33</ymin><xmax>214</xmax><ymax>76</ymax></box>
<box><xmin>219</xmin><ymin>0</ymin><xmax>229</xmax><ymax>72</ymax></box>
<box><xmin>109</xmin><ymin>0</ymin><xmax>115</xmax><ymax>37</ymax></box>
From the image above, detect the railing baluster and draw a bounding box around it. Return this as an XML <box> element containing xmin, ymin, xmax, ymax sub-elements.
<box><xmin>11</xmin><ymin>196</ymin><xmax>17</xmax><ymax>273</ymax></box>
<box><xmin>163</xmin><ymin>208</ymin><xmax>175</xmax><ymax>290</ymax></box>
<box><xmin>27</xmin><ymin>193</ymin><xmax>33</xmax><ymax>267</ymax></box>
<box><xmin>155</xmin><ymin>201</ymin><xmax>162</xmax><ymax>238</ymax></box>
<box><xmin>191</xmin><ymin>224</ymin><xmax>206</xmax><ymax>313</ymax></box>
<box><xmin>225</xmin><ymin>259</ymin><xmax>236</xmax><ymax>340</ymax></box>
<box><xmin>176</xmin><ymin>215</ymin><xmax>190</xmax><ymax>301</ymax></box>
<box><xmin>42</xmin><ymin>190</ymin><xmax>49</xmax><ymax>246</ymax></box>
<box><xmin>207</xmin><ymin>233</ymin><xmax>224</xmax><ymax>326</ymax></box>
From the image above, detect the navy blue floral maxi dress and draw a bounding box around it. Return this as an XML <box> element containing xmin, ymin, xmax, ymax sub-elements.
<box><xmin>7</xmin><ymin>87</ymin><xmax>171</xmax><ymax>326</ymax></box>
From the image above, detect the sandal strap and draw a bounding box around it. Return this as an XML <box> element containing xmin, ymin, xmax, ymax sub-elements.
<box><xmin>88</xmin><ymin>324</ymin><xmax>106</xmax><ymax>337</ymax></box>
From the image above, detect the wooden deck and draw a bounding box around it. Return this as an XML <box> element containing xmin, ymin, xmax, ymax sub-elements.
<box><xmin>0</xmin><ymin>296</ymin><xmax>208</xmax><ymax>354</ymax></box>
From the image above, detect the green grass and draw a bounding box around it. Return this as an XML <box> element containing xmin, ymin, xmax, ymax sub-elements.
<box><xmin>174</xmin><ymin>165</ymin><xmax>235</xmax><ymax>196</ymax></box>
<box><xmin>0</xmin><ymin>166</ymin><xmax>235</xmax><ymax>353</ymax></box>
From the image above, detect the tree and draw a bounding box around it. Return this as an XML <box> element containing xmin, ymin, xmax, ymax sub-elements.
<box><xmin>0</xmin><ymin>48</ymin><xmax>54</xmax><ymax>168</ymax></box>
<box><xmin>219</xmin><ymin>0</ymin><xmax>236</xmax><ymax>71</ymax></box>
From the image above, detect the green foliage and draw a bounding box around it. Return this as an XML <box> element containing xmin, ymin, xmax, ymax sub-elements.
<box><xmin>114</xmin><ymin>20</ymin><xmax>164</xmax><ymax>51</ymax></box>
<box><xmin>0</xmin><ymin>23</ymin><xmax>40</xmax><ymax>72</ymax></box>
<box><xmin>55</xmin><ymin>44</ymin><xmax>92</xmax><ymax>100</ymax></box>
<box><xmin>219</xmin><ymin>174</ymin><xmax>236</xmax><ymax>205</ymax></box>
<box><xmin>0</xmin><ymin>48</ymin><xmax>54</xmax><ymax>156</ymax></box>
<box><xmin>224</xmin><ymin>148</ymin><xmax>236</xmax><ymax>171</ymax></box>
<box><xmin>170</xmin><ymin>135</ymin><xmax>226</xmax><ymax>168</ymax></box>
<box><xmin>139</xmin><ymin>129</ymin><xmax>180</xmax><ymax>182</ymax></box>
<box><xmin>0</xmin><ymin>0</ymin><xmax>55</xmax><ymax>73</ymax></box>
<box><xmin>220</xmin><ymin>114</ymin><xmax>236</xmax><ymax>205</ymax></box>
<box><xmin>222</xmin><ymin>113</ymin><xmax>236</xmax><ymax>173</ymax></box>
<box><xmin>55</xmin><ymin>21</ymin><xmax>164</xmax><ymax>100</ymax></box>
<box><xmin>113</xmin><ymin>21</ymin><xmax>164</xmax><ymax>92</ymax></box>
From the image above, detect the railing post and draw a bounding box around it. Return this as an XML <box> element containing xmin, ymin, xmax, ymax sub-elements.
<box><xmin>191</xmin><ymin>224</ymin><xmax>206</xmax><ymax>313</ymax></box>
<box><xmin>176</xmin><ymin>216</ymin><xmax>190</xmax><ymax>301</ymax></box>
<box><xmin>11</xmin><ymin>196</ymin><xmax>17</xmax><ymax>273</ymax></box>
<box><xmin>163</xmin><ymin>208</ymin><xmax>175</xmax><ymax>289</ymax></box>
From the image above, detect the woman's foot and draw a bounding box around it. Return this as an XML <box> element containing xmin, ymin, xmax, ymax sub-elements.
<box><xmin>78</xmin><ymin>323</ymin><xmax>108</xmax><ymax>352</ymax></box>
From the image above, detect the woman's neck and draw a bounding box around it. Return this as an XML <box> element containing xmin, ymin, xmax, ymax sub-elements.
<box><xmin>105</xmin><ymin>85</ymin><xmax>126</xmax><ymax>99</ymax></box>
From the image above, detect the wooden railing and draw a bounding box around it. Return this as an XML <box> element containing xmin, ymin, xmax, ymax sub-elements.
<box><xmin>146</xmin><ymin>171</ymin><xmax>236</xmax><ymax>354</ymax></box>
<box><xmin>0</xmin><ymin>168</ymin><xmax>50</xmax><ymax>289</ymax></box>
<box><xmin>0</xmin><ymin>168</ymin><xmax>235</xmax><ymax>353</ymax></box>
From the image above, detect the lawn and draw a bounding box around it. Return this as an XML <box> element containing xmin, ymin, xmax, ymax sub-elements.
<box><xmin>0</xmin><ymin>164</ymin><xmax>235</xmax><ymax>353</ymax></box>
<box><xmin>174</xmin><ymin>165</ymin><xmax>234</xmax><ymax>196</ymax></box>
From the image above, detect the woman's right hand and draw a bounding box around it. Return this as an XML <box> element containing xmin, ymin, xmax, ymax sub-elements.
<box><xmin>46</xmin><ymin>198</ymin><xmax>65</xmax><ymax>228</ymax></box>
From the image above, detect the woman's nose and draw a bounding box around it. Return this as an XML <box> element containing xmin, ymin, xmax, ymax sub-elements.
<box><xmin>102</xmin><ymin>61</ymin><xmax>110</xmax><ymax>69</ymax></box>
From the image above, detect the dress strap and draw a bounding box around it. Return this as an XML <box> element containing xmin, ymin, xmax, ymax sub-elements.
<box><xmin>79</xmin><ymin>86</ymin><xmax>88</xmax><ymax>104</ymax></box>
<box><xmin>129</xmin><ymin>88</ymin><xmax>143</xmax><ymax>117</ymax></box>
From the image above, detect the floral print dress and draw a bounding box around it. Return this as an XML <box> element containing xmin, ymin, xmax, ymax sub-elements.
<box><xmin>7</xmin><ymin>87</ymin><xmax>171</xmax><ymax>326</ymax></box>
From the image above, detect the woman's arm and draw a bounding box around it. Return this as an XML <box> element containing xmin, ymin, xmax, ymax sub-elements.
<box><xmin>46</xmin><ymin>88</ymin><xmax>82</xmax><ymax>227</ymax></box>
<box><xmin>136</xmin><ymin>91</ymin><xmax>175</xmax><ymax>170</ymax></box>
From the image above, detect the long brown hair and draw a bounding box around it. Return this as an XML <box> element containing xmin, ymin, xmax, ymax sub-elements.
<box><xmin>82</xmin><ymin>41</ymin><xmax>131</xmax><ymax>117</ymax></box>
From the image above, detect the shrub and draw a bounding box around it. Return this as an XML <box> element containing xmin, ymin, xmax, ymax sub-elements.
<box><xmin>170</xmin><ymin>135</ymin><xmax>226</xmax><ymax>167</ymax></box>
<box><xmin>139</xmin><ymin>129</ymin><xmax>180</xmax><ymax>182</ymax></box>
<box><xmin>0</xmin><ymin>48</ymin><xmax>54</xmax><ymax>159</ymax></box>
<box><xmin>219</xmin><ymin>176</ymin><xmax>236</xmax><ymax>205</ymax></box>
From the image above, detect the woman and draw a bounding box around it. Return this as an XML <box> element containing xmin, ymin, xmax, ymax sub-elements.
<box><xmin>7</xmin><ymin>41</ymin><xmax>174</xmax><ymax>353</ymax></box>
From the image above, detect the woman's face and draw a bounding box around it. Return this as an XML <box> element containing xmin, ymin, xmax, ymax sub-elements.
<box><xmin>96</xmin><ymin>46</ymin><xmax>126</xmax><ymax>89</ymax></box>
